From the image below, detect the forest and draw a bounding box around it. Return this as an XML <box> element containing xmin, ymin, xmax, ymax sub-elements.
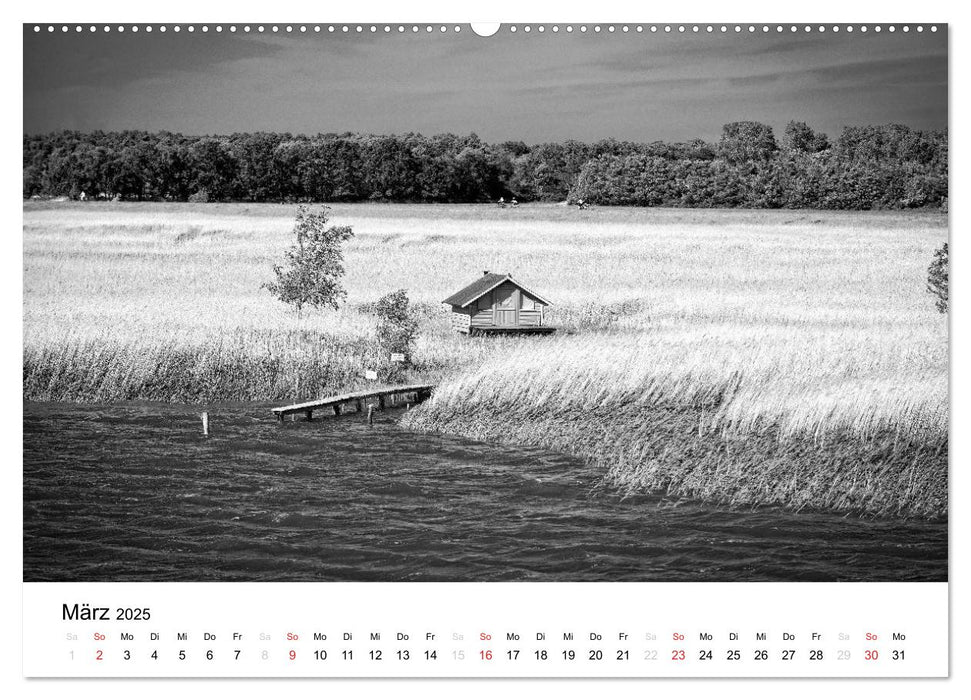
<box><xmin>23</xmin><ymin>121</ymin><xmax>947</xmax><ymax>209</ymax></box>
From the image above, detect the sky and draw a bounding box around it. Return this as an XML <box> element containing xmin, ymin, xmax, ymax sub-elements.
<box><xmin>23</xmin><ymin>25</ymin><xmax>948</xmax><ymax>143</ymax></box>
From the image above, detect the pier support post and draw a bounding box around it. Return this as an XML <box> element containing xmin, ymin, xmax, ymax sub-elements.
<box><xmin>305</xmin><ymin>409</ymin><xmax>313</xmax><ymax>422</ymax></box>
<box><xmin>201</xmin><ymin>411</ymin><xmax>209</xmax><ymax>436</ymax></box>
<box><xmin>367</xmin><ymin>405</ymin><xmax>374</xmax><ymax>425</ymax></box>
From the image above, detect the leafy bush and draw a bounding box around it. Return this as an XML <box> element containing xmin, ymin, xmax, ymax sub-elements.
<box><xmin>927</xmin><ymin>243</ymin><xmax>948</xmax><ymax>313</ymax></box>
<box><xmin>357</xmin><ymin>290</ymin><xmax>421</xmax><ymax>382</ymax></box>
<box><xmin>369</xmin><ymin>289</ymin><xmax>420</xmax><ymax>363</ymax></box>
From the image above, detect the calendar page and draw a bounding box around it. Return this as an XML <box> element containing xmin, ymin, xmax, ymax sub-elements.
<box><xmin>19</xmin><ymin>5</ymin><xmax>951</xmax><ymax>685</ymax></box>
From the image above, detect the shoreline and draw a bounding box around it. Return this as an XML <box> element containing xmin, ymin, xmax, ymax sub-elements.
<box><xmin>20</xmin><ymin>393</ymin><xmax>948</xmax><ymax>522</ymax></box>
<box><xmin>402</xmin><ymin>396</ymin><xmax>948</xmax><ymax>521</ymax></box>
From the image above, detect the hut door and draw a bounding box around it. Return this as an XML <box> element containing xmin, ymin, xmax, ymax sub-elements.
<box><xmin>494</xmin><ymin>285</ymin><xmax>519</xmax><ymax>326</ymax></box>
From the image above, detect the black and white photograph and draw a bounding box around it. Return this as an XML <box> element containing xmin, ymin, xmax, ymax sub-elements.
<box><xmin>22</xmin><ymin>22</ymin><xmax>948</xmax><ymax>585</ymax></box>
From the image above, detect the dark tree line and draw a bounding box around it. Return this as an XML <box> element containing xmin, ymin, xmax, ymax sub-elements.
<box><xmin>23</xmin><ymin>122</ymin><xmax>947</xmax><ymax>209</ymax></box>
<box><xmin>570</xmin><ymin>122</ymin><xmax>947</xmax><ymax>210</ymax></box>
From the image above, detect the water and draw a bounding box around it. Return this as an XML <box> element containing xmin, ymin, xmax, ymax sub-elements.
<box><xmin>23</xmin><ymin>402</ymin><xmax>947</xmax><ymax>582</ymax></box>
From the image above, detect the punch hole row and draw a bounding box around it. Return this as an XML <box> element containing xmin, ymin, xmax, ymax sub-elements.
<box><xmin>32</xmin><ymin>24</ymin><xmax>465</xmax><ymax>34</ymax></box>
<box><xmin>32</xmin><ymin>24</ymin><xmax>940</xmax><ymax>35</ymax></box>
<box><xmin>507</xmin><ymin>25</ymin><xmax>938</xmax><ymax>34</ymax></box>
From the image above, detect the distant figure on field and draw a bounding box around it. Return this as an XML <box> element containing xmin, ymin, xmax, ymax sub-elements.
<box><xmin>577</xmin><ymin>199</ymin><xmax>588</xmax><ymax>210</ymax></box>
<box><xmin>510</xmin><ymin>198</ymin><xmax>518</xmax><ymax>207</ymax></box>
<box><xmin>497</xmin><ymin>197</ymin><xmax>506</xmax><ymax>208</ymax></box>
<box><xmin>79</xmin><ymin>191</ymin><xmax>86</xmax><ymax>201</ymax></box>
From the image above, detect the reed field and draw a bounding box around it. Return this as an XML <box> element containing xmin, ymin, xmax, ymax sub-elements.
<box><xmin>23</xmin><ymin>201</ymin><xmax>948</xmax><ymax>517</ymax></box>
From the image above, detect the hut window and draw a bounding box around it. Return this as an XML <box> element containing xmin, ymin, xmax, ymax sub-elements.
<box><xmin>520</xmin><ymin>294</ymin><xmax>535</xmax><ymax>311</ymax></box>
<box><xmin>476</xmin><ymin>295</ymin><xmax>491</xmax><ymax>311</ymax></box>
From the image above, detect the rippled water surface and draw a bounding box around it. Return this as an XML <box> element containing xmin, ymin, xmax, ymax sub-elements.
<box><xmin>23</xmin><ymin>402</ymin><xmax>947</xmax><ymax>582</ymax></box>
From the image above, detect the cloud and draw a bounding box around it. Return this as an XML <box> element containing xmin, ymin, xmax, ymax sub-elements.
<box><xmin>23</xmin><ymin>29</ymin><xmax>286</xmax><ymax>96</ymax></box>
<box><xmin>23</xmin><ymin>26</ymin><xmax>947</xmax><ymax>142</ymax></box>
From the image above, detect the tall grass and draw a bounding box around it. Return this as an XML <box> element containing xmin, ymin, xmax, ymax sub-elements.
<box><xmin>402</xmin><ymin>334</ymin><xmax>947</xmax><ymax>518</ymax></box>
<box><xmin>23</xmin><ymin>202</ymin><xmax>948</xmax><ymax>515</ymax></box>
<box><xmin>23</xmin><ymin>331</ymin><xmax>384</xmax><ymax>403</ymax></box>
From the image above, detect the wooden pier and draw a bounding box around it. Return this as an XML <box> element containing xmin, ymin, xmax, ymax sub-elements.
<box><xmin>271</xmin><ymin>383</ymin><xmax>435</xmax><ymax>422</ymax></box>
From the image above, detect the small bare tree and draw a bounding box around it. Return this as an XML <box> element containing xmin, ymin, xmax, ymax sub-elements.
<box><xmin>264</xmin><ymin>206</ymin><xmax>354</xmax><ymax>315</ymax></box>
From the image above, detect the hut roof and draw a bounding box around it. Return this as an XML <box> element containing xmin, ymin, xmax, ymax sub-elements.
<box><xmin>442</xmin><ymin>272</ymin><xmax>553</xmax><ymax>308</ymax></box>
